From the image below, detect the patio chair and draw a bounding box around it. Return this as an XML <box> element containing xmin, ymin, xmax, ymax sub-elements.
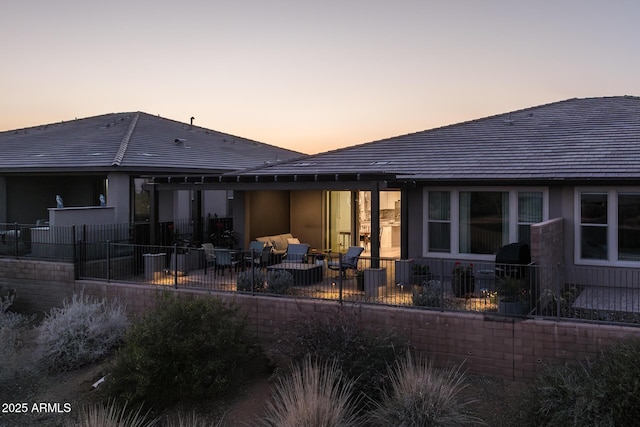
<box><xmin>201</xmin><ymin>243</ymin><xmax>216</xmax><ymax>263</ymax></box>
<box><xmin>284</xmin><ymin>243</ymin><xmax>310</xmax><ymax>263</ymax></box>
<box><xmin>328</xmin><ymin>246</ymin><xmax>364</xmax><ymax>278</ymax></box>
<box><xmin>245</xmin><ymin>240</ymin><xmax>269</xmax><ymax>268</ymax></box>
<box><xmin>214</xmin><ymin>248</ymin><xmax>241</xmax><ymax>275</ymax></box>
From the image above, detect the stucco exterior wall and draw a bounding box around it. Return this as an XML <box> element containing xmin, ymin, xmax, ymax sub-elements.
<box><xmin>531</xmin><ymin>217</ymin><xmax>564</xmax><ymax>290</ymax></box>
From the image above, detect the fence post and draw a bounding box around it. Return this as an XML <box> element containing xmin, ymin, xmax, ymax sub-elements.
<box><xmin>173</xmin><ymin>243</ymin><xmax>178</xmax><ymax>289</ymax></box>
<box><xmin>251</xmin><ymin>250</ymin><xmax>255</xmax><ymax>295</ymax></box>
<box><xmin>338</xmin><ymin>254</ymin><xmax>343</xmax><ymax>304</ymax></box>
<box><xmin>439</xmin><ymin>258</ymin><xmax>445</xmax><ymax>311</ymax></box>
<box><xmin>72</xmin><ymin>224</ymin><xmax>79</xmax><ymax>279</ymax></box>
<box><xmin>555</xmin><ymin>263</ymin><xmax>562</xmax><ymax>319</ymax></box>
<box><xmin>13</xmin><ymin>222</ymin><xmax>18</xmax><ymax>259</ymax></box>
<box><xmin>106</xmin><ymin>240</ymin><xmax>111</xmax><ymax>283</ymax></box>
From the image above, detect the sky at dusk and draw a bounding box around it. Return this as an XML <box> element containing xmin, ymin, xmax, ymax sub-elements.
<box><xmin>2</xmin><ymin>1</ymin><xmax>639</xmax><ymax>154</ymax></box>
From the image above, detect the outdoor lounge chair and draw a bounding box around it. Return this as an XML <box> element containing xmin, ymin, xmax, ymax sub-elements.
<box><xmin>328</xmin><ymin>246</ymin><xmax>364</xmax><ymax>278</ymax></box>
<box><xmin>244</xmin><ymin>240</ymin><xmax>273</xmax><ymax>268</ymax></box>
<box><xmin>283</xmin><ymin>243</ymin><xmax>310</xmax><ymax>263</ymax></box>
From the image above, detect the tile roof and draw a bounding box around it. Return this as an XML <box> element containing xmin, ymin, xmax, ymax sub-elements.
<box><xmin>0</xmin><ymin>112</ymin><xmax>303</xmax><ymax>173</ymax></box>
<box><xmin>237</xmin><ymin>96</ymin><xmax>640</xmax><ymax>182</ymax></box>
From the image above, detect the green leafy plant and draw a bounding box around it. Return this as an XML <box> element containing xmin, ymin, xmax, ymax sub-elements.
<box><xmin>237</xmin><ymin>268</ymin><xmax>267</xmax><ymax>292</ymax></box>
<box><xmin>210</xmin><ymin>229</ymin><xmax>238</xmax><ymax>248</ymax></box>
<box><xmin>412</xmin><ymin>263</ymin><xmax>431</xmax><ymax>284</ymax></box>
<box><xmin>266</xmin><ymin>269</ymin><xmax>294</xmax><ymax>295</ymax></box>
<box><xmin>107</xmin><ymin>292</ymin><xmax>265</xmax><ymax>406</ymax></box>
<box><xmin>528</xmin><ymin>339</ymin><xmax>640</xmax><ymax>426</ymax></box>
<box><xmin>452</xmin><ymin>261</ymin><xmax>474</xmax><ymax>279</ymax></box>
<box><xmin>452</xmin><ymin>261</ymin><xmax>475</xmax><ymax>298</ymax></box>
<box><xmin>262</xmin><ymin>356</ymin><xmax>360</xmax><ymax>427</ymax></box>
<box><xmin>368</xmin><ymin>352</ymin><xmax>485</xmax><ymax>426</ymax></box>
<box><xmin>496</xmin><ymin>276</ymin><xmax>528</xmax><ymax>303</ymax></box>
<box><xmin>412</xmin><ymin>280</ymin><xmax>442</xmax><ymax>307</ymax></box>
<box><xmin>37</xmin><ymin>293</ymin><xmax>128</xmax><ymax>373</ymax></box>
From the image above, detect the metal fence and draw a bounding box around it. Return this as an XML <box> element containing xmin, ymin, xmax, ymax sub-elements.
<box><xmin>3</xmin><ymin>221</ymin><xmax>639</xmax><ymax>325</ymax></box>
<box><xmin>72</xmin><ymin>242</ymin><xmax>640</xmax><ymax>325</ymax></box>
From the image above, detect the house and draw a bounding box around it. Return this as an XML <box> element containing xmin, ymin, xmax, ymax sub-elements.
<box><xmin>0</xmin><ymin>112</ymin><xmax>303</xmax><ymax>244</ymax></box>
<box><xmin>148</xmin><ymin>96</ymin><xmax>640</xmax><ymax>284</ymax></box>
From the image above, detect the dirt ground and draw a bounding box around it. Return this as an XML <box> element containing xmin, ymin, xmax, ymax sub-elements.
<box><xmin>1</xmin><ymin>362</ymin><xmax>528</xmax><ymax>427</ymax></box>
<box><xmin>0</xmin><ymin>329</ymin><xmax>529</xmax><ymax>426</ymax></box>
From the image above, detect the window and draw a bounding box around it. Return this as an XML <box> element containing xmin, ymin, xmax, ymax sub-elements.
<box><xmin>618</xmin><ymin>193</ymin><xmax>640</xmax><ymax>261</ymax></box>
<box><xmin>518</xmin><ymin>191</ymin><xmax>543</xmax><ymax>246</ymax></box>
<box><xmin>459</xmin><ymin>191</ymin><xmax>508</xmax><ymax>254</ymax></box>
<box><xmin>428</xmin><ymin>191</ymin><xmax>450</xmax><ymax>252</ymax></box>
<box><xmin>580</xmin><ymin>192</ymin><xmax>608</xmax><ymax>260</ymax></box>
<box><xmin>577</xmin><ymin>189</ymin><xmax>640</xmax><ymax>264</ymax></box>
<box><xmin>425</xmin><ymin>188</ymin><xmax>546</xmax><ymax>258</ymax></box>
<box><xmin>133</xmin><ymin>178</ymin><xmax>151</xmax><ymax>222</ymax></box>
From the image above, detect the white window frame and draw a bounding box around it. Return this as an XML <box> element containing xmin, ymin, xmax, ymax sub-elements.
<box><xmin>574</xmin><ymin>187</ymin><xmax>640</xmax><ymax>267</ymax></box>
<box><xmin>423</xmin><ymin>187</ymin><xmax>549</xmax><ymax>261</ymax></box>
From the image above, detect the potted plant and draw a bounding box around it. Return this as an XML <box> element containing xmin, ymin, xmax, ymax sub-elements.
<box><xmin>451</xmin><ymin>262</ymin><xmax>475</xmax><ymax>297</ymax></box>
<box><xmin>210</xmin><ymin>229</ymin><xmax>238</xmax><ymax>249</ymax></box>
<box><xmin>496</xmin><ymin>276</ymin><xmax>529</xmax><ymax>315</ymax></box>
<box><xmin>411</xmin><ymin>263</ymin><xmax>431</xmax><ymax>285</ymax></box>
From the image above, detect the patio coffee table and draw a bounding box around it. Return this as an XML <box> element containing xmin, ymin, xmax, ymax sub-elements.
<box><xmin>267</xmin><ymin>262</ymin><xmax>323</xmax><ymax>285</ymax></box>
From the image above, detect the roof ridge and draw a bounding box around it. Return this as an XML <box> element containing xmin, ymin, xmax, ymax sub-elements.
<box><xmin>112</xmin><ymin>112</ymin><xmax>140</xmax><ymax>166</ymax></box>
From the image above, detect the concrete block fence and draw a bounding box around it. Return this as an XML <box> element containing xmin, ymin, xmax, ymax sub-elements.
<box><xmin>3</xmin><ymin>258</ymin><xmax>640</xmax><ymax>380</ymax></box>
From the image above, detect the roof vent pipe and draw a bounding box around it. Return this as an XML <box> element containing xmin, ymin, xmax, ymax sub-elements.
<box><xmin>190</xmin><ymin>116</ymin><xmax>195</xmax><ymax>131</ymax></box>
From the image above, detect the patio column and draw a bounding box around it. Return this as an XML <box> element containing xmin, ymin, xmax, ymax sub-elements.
<box><xmin>192</xmin><ymin>190</ymin><xmax>203</xmax><ymax>244</ymax></box>
<box><xmin>371</xmin><ymin>184</ymin><xmax>380</xmax><ymax>267</ymax></box>
<box><xmin>0</xmin><ymin>177</ymin><xmax>6</xmax><ymax>223</ymax></box>
<box><xmin>149</xmin><ymin>184</ymin><xmax>158</xmax><ymax>245</ymax></box>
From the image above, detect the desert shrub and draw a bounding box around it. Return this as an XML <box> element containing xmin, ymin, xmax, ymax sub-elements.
<box><xmin>237</xmin><ymin>268</ymin><xmax>266</xmax><ymax>291</ymax></box>
<box><xmin>275</xmin><ymin>306</ymin><xmax>409</xmax><ymax>403</ymax></box>
<box><xmin>528</xmin><ymin>339</ymin><xmax>640</xmax><ymax>426</ymax></box>
<box><xmin>412</xmin><ymin>280</ymin><xmax>442</xmax><ymax>307</ymax></box>
<box><xmin>1</xmin><ymin>290</ymin><xmax>32</xmax><ymax>348</ymax></box>
<box><xmin>368</xmin><ymin>352</ymin><xmax>485</xmax><ymax>426</ymax></box>
<box><xmin>262</xmin><ymin>356</ymin><xmax>360</xmax><ymax>427</ymax></box>
<box><xmin>0</xmin><ymin>290</ymin><xmax>35</xmax><ymax>378</ymax></box>
<box><xmin>108</xmin><ymin>292</ymin><xmax>264</xmax><ymax>406</ymax></box>
<box><xmin>237</xmin><ymin>269</ymin><xmax>293</xmax><ymax>294</ymax></box>
<box><xmin>64</xmin><ymin>399</ymin><xmax>158</xmax><ymax>427</ymax></box>
<box><xmin>163</xmin><ymin>411</ymin><xmax>225</xmax><ymax>427</ymax></box>
<box><xmin>266</xmin><ymin>269</ymin><xmax>294</xmax><ymax>295</ymax></box>
<box><xmin>36</xmin><ymin>293</ymin><xmax>128</xmax><ymax>373</ymax></box>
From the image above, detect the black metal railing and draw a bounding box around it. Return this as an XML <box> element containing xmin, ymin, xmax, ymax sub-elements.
<box><xmin>5</xmin><ymin>226</ymin><xmax>640</xmax><ymax>326</ymax></box>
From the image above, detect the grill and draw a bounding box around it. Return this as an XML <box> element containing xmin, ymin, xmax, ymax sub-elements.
<box><xmin>495</xmin><ymin>243</ymin><xmax>531</xmax><ymax>278</ymax></box>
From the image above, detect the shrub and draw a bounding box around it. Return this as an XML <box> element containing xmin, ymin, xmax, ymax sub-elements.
<box><xmin>237</xmin><ymin>268</ymin><xmax>266</xmax><ymax>292</ymax></box>
<box><xmin>0</xmin><ymin>289</ymin><xmax>34</xmax><ymax>378</ymax></box>
<box><xmin>528</xmin><ymin>339</ymin><xmax>640</xmax><ymax>426</ymax></box>
<box><xmin>163</xmin><ymin>411</ymin><xmax>225</xmax><ymax>427</ymax></box>
<box><xmin>37</xmin><ymin>293</ymin><xmax>128</xmax><ymax>373</ymax></box>
<box><xmin>412</xmin><ymin>280</ymin><xmax>442</xmax><ymax>307</ymax></box>
<box><xmin>64</xmin><ymin>399</ymin><xmax>158</xmax><ymax>427</ymax></box>
<box><xmin>262</xmin><ymin>356</ymin><xmax>360</xmax><ymax>427</ymax></box>
<box><xmin>108</xmin><ymin>292</ymin><xmax>264</xmax><ymax>406</ymax></box>
<box><xmin>266</xmin><ymin>270</ymin><xmax>294</xmax><ymax>295</ymax></box>
<box><xmin>274</xmin><ymin>306</ymin><xmax>409</xmax><ymax>403</ymax></box>
<box><xmin>368</xmin><ymin>352</ymin><xmax>485</xmax><ymax>426</ymax></box>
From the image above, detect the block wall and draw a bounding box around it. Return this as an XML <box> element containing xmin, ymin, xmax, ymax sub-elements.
<box><xmin>3</xmin><ymin>258</ymin><xmax>640</xmax><ymax>381</ymax></box>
